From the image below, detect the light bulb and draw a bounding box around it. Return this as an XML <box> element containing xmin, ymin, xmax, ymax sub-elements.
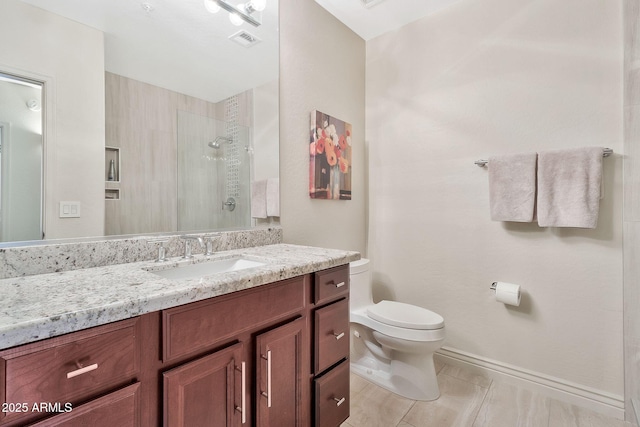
<box><xmin>26</xmin><ymin>99</ymin><xmax>41</xmax><ymax>112</ymax></box>
<box><xmin>203</xmin><ymin>0</ymin><xmax>220</xmax><ymax>13</ymax></box>
<box><xmin>250</xmin><ymin>0</ymin><xmax>266</xmax><ymax>11</ymax></box>
<box><xmin>229</xmin><ymin>3</ymin><xmax>245</xmax><ymax>25</ymax></box>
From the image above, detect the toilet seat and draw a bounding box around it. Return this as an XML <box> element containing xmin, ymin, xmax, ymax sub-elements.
<box><xmin>351</xmin><ymin>308</ymin><xmax>445</xmax><ymax>342</ymax></box>
<box><xmin>367</xmin><ymin>300</ymin><xmax>444</xmax><ymax>330</ymax></box>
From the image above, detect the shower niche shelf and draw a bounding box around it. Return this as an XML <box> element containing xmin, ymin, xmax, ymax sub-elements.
<box><xmin>105</xmin><ymin>146</ymin><xmax>120</xmax><ymax>183</ymax></box>
<box><xmin>105</xmin><ymin>188</ymin><xmax>120</xmax><ymax>200</ymax></box>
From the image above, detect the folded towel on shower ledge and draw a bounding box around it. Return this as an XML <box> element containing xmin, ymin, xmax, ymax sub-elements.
<box><xmin>266</xmin><ymin>178</ymin><xmax>280</xmax><ymax>217</ymax></box>
<box><xmin>488</xmin><ymin>152</ymin><xmax>537</xmax><ymax>222</ymax></box>
<box><xmin>251</xmin><ymin>179</ymin><xmax>267</xmax><ymax>219</ymax></box>
<box><xmin>537</xmin><ymin>147</ymin><xmax>603</xmax><ymax>229</ymax></box>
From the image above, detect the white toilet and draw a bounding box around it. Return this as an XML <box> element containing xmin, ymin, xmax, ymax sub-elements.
<box><xmin>349</xmin><ymin>259</ymin><xmax>445</xmax><ymax>401</ymax></box>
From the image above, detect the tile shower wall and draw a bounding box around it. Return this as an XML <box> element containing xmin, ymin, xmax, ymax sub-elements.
<box><xmin>366</xmin><ymin>0</ymin><xmax>624</xmax><ymax>416</ymax></box>
<box><xmin>105</xmin><ymin>73</ymin><xmax>252</xmax><ymax>235</ymax></box>
<box><xmin>624</xmin><ymin>0</ymin><xmax>640</xmax><ymax>423</ymax></box>
<box><xmin>176</xmin><ymin>111</ymin><xmax>251</xmax><ymax>231</ymax></box>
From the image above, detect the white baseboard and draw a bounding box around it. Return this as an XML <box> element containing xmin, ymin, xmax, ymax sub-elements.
<box><xmin>435</xmin><ymin>346</ymin><xmax>625</xmax><ymax>420</ymax></box>
<box><xmin>632</xmin><ymin>398</ymin><xmax>639</xmax><ymax>425</ymax></box>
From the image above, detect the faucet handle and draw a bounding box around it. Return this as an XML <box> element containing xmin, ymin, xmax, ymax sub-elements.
<box><xmin>204</xmin><ymin>233</ymin><xmax>221</xmax><ymax>256</ymax></box>
<box><xmin>147</xmin><ymin>238</ymin><xmax>170</xmax><ymax>262</ymax></box>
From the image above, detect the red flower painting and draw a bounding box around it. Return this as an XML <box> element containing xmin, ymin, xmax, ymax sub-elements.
<box><xmin>309</xmin><ymin>110</ymin><xmax>352</xmax><ymax>200</ymax></box>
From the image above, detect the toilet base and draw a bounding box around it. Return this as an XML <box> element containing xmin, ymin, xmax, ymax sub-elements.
<box><xmin>351</xmin><ymin>354</ymin><xmax>440</xmax><ymax>401</ymax></box>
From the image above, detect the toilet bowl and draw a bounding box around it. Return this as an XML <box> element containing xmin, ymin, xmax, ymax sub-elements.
<box><xmin>349</xmin><ymin>259</ymin><xmax>445</xmax><ymax>401</ymax></box>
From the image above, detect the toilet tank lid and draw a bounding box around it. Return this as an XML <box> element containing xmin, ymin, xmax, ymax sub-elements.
<box><xmin>349</xmin><ymin>258</ymin><xmax>370</xmax><ymax>274</ymax></box>
<box><xmin>367</xmin><ymin>300</ymin><xmax>444</xmax><ymax>330</ymax></box>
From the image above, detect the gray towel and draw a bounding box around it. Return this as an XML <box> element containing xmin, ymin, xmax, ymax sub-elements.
<box><xmin>537</xmin><ymin>147</ymin><xmax>603</xmax><ymax>229</ymax></box>
<box><xmin>488</xmin><ymin>153</ymin><xmax>537</xmax><ymax>222</ymax></box>
<box><xmin>251</xmin><ymin>179</ymin><xmax>267</xmax><ymax>219</ymax></box>
<box><xmin>266</xmin><ymin>178</ymin><xmax>280</xmax><ymax>217</ymax></box>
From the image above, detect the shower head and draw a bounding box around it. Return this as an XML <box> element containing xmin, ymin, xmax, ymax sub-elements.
<box><xmin>208</xmin><ymin>136</ymin><xmax>233</xmax><ymax>149</ymax></box>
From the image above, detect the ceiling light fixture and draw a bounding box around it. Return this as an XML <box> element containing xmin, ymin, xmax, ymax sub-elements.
<box><xmin>203</xmin><ymin>0</ymin><xmax>264</xmax><ymax>27</ymax></box>
<box><xmin>203</xmin><ymin>0</ymin><xmax>221</xmax><ymax>13</ymax></box>
<box><xmin>360</xmin><ymin>0</ymin><xmax>386</xmax><ymax>8</ymax></box>
<box><xmin>140</xmin><ymin>2</ymin><xmax>155</xmax><ymax>13</ymax></box>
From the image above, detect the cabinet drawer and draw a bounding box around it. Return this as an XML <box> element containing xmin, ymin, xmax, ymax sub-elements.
<box><xmin>163</xmin><ymin>276</ymin><xmax>307</xmax><ymax>362</ymax></box>
<box><xmin>314</xmin><ymin>265</ymin><xmax>349</xmax><ymax>305</ymax></box>
<box><xmin>0</xmin><ymin>319</ymin><xmax>138</xmax><ymax>425</ymax></box>
<box><xmin>28</xmin><ymin>383</ymin><xmax>140</xmax><ymax>427</ymax></box>
<box><xmin>314</xmin><ymin>360</ymin><xmax>350</xmax><ymax>427</ymax></box>
<box><xmin>314</xmin><ymin>299</ymin><xmax>349</xmax><ymax>374</ymax></box>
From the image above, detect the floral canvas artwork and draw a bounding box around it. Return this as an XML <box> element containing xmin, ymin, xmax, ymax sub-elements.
<box><xmin>309</xmin><ymin>110</ymin><xmax>352</xmax><ymax>200</ymax></box>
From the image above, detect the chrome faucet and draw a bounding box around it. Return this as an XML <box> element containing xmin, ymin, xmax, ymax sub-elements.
<box><xmin>180</xmin><ymin>235</ymin><xmax>205</xmax><ymax>259</ymax></box>
<box><xmin>204</xmin><ymin>233</ymin><xmax>221</xmax><ymax>256</ymax></box>
<box><xmin>147</xmin><ymin>237</ymin><xmax>170</xmax><ymax>262</ymax></box>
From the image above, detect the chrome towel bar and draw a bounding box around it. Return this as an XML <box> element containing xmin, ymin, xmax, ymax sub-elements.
<box><xmin>474</xmin><ymin>148</ymin><xmax>613</xmax><ymax>167</ymax></box>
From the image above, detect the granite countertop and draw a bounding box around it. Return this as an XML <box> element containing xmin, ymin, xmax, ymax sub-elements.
<box><xmin>0</xmin><ymin>244</ymin><xmax>360</xmax><ymax>351</ymax></box>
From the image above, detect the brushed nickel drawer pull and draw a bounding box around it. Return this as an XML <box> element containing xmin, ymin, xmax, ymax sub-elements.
<box><xmin>260</xmin><ymin>350</ymin><xmax>272</xmax><ymax>408</ymax></box>
<box><xmin>326</xmin><ymin>280</ymin><xmax>346</xmax><ymax>288</ymax></box>
<box><xmin>235</xmin><ymin>361</ymin><xmax>246</xmax><ymax>424</ymax></box>
<box><xmin>334</xmin><ymin>397</ymin><xmax>346</xmax><ymax>407</ymax></box>
<box><xmin>333</xmin><ymin>331</ymin><xmax>345</xmax><ymax>340</ymax></box>
<box><xmin>66</xmin><ymin>363</ymin><xmax>98</xmax><ymax>379</ymax></box>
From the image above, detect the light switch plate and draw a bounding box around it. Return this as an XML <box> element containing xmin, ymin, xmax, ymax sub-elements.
<box><xmin>59</xmin><ymin>201</ymin><xmax>81</xmax><ymax>218</ymax></box>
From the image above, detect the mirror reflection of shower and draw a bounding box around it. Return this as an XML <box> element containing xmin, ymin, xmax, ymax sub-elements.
<box><xmin>206</xmin><ymin>135</ymin><xmax>233</xmax><ymax>161</ymax></box>
<box><xmin>0</xmin><ymin>72</ymin><xmax>44</xmax><ymax>242</ymax></box>
<box><xmin>208</xmin><ymin>135</ymin><xmax>233</xmax><ymax>149</ymax></box>
<box><xmin>177</xmin><ymin>110</ymin><xmax>251</xmax><ymax>232</ymax></box>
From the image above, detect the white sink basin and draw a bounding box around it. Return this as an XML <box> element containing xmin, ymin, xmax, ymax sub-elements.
<box><xmin>149</xmin><ymin>256</ymin><xmax>266</xmax><ymax>280</ymax></box>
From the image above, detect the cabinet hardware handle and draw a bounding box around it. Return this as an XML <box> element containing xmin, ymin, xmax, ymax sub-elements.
<box><xmin>327</xmin><ymin>281</ymin><xmax>346</xmax><ymax>288</ymax></box>
<box><xmin>66</xmin><ymin>363</ymin><xmax>98</xmax><ymax>379</ymax></box>
<box><xmin>333</xmin><ymin>332</ymin><xmax>345</xmax><ymax>340</ymax></box>
<box><xmin>333</xmin><ymin>397</ymin><xmax>346</xmax><ymax>407</ymax></box>
<box><xmin>261</xmin><ymin>350</ymin><xmax>272</xmax><ymax>408</ymax></box>
<box><xmin>235</xmin><ymin>362</ymin><xmax>246</xmax><ymax>424</ymax></box>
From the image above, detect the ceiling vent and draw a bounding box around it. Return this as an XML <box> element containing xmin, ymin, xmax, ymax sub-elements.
<box><xmin>229</xmin><ymin>30</ymin><xmax>262</xmax><ymax>48</ymax></box>
<box><xmin>360</xmin><ymin>0</ymin><xmax>386</xmax><ymax>8</ymax></box>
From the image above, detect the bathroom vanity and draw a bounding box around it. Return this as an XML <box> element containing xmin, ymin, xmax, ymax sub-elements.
<box><xmin>0</xmin><ymin>244</ymin><xmax>358</xmax><ymax>427</ymax></box>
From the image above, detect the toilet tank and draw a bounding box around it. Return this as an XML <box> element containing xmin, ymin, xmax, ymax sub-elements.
<box><xmin>349</xmin><ymin>258</ymin><xmax>373</xmax><ymax>311</ymax></box>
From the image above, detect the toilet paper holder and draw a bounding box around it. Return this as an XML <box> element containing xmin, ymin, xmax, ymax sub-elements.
<box><xmin>490</xmin><ymin>281</ymin><xmax>522</xmax><ymax>306</ymax></box>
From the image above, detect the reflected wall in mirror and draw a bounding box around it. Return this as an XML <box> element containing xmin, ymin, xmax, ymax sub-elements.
<box><xmin>0</xmin><ymin>73</ymin><xmax>44</xmax><ymax>242</ymax></box>
<box><xmin>0</xmin><ymin>0</ymin><xmax>279</xmax><ymax>246</ymax></box>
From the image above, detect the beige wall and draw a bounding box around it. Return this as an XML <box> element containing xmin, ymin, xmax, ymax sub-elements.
<box><xmin>366</xmin><ymin>0</ymin><xmax>624</xmax><ymax>405</ymax></box>
<box><xmin>279</xmin><ymin>0</ymin><xmax>367</xmax><ymax>254</ymax></box>
<box><xmin>0</xmin><ymin>0</ymin><xmax>105</xmax><ymax>240</ymax></box>
<box><xmin>624</xmin><ymin>0</ymin><xmax>640</xmax><ymax>422</ymax></box>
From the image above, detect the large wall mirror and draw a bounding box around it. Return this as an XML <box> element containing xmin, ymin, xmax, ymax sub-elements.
<box><xmin>0</xmin><ymin>0</ymin><xmax>279</xmax><ymax>245</ymax></box>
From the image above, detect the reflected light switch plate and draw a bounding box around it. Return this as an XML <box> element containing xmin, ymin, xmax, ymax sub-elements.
<box><xmin>59</xmin><ymin>201</ymin><xmax>81</xmax><ymax>218</ymax></box>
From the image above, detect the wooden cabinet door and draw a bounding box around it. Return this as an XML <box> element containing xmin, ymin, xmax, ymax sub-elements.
<box><xmin>163</xmin><ymin>342</ymin><xmax>245</xmax><ymax>427</ymax></box>
<box><xmin>255</xmin><ymin>317</ymin><xmax>305</xmax><ymax>427</ymax></box>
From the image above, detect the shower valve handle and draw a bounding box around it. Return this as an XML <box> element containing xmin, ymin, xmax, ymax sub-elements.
<box><xmin>222</xmin><ymin>197</ymin><xmax>236</xmax><ymax>212</ymax></box>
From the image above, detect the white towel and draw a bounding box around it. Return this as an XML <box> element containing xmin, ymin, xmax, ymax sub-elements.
<box><xmin>537</xmin><ymin>147</ymin><xmax>603</xmax><ymax>229</ymax></box>
<box><xmin>266</xmin><ymin>178</ymin><xmax>280</xmax><ymax>217</ymax></box>
<box><xmin>251</xmin><ymin>180</ymin><xmax>267</xmax><ymax>219</ymax></box>
<box><xmin>488</xmin><ymin>153</ymin><xmax>537</xmax><ymax>222</ymax></box>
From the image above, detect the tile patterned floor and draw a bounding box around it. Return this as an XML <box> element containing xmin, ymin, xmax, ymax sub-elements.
<box><xmin>341</xmin><ymin>360</ymin><xmax>634</xmax><ymax>427</ymax></box>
